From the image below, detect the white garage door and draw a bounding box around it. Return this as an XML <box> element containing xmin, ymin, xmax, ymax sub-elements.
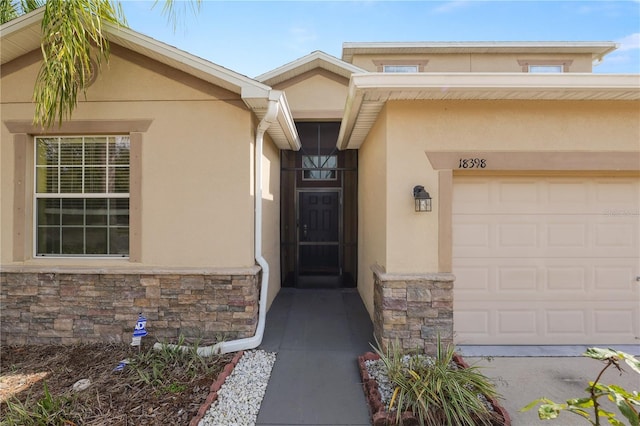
<box><xmin>453</xmin><ymin>176</ymin><xmax>640</xmax><ymax>345</ymax></box>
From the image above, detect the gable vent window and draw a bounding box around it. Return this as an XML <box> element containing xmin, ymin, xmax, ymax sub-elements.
<box><xmin>374</xmin><ymin>60</ymin><xmax>428</xmax><ymax>73</ymax></box>
<box><xmin>519</xmin><ymin>60</ymin><xmax>572</xmax><ymax>73</ymax></box>
<box><xmin>383</xmin><ymin>65</ymin><xmax>419</xmax><ymax>73</ymax></box>
<box><xmin>34</xmin><ymin>136</ymin><xmax>130</xmax><ymax>257</ymax></box>
<box><xmin>529</xmin><ymin>65</ymin><xmax>563</xmax><ymax>73</ymax></box>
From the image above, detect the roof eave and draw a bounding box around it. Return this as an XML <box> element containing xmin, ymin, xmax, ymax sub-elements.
<box><xmin>243</xmin><ymin>89</ymin><xmax>300</xmax><ymax>151</ymax></box>
<box><xmin>337</xmin><ymin>73</ymin><xmax>640</xmax><ymax>149</ymax></box>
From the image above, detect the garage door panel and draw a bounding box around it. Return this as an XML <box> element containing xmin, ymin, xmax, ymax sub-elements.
<box><xmin>546</xmin><ymin>310</ymin><xmax>586</xmax><ymax>334</ymax></box>
<box><xmin>455</xmin><ymin>310</ymin><xmax>490</xmax><ymax>335</ymax></box>
<box><xmin>594</xmin><ymin>266</ymin><xmax>639</xmax><ymax>291</ymax></box>
<box><xmin>593</xmin><ymin>310</ymin><xmax>636</xmax><ymax>335</ymax></box>
<box><xmin>497</xmin><ymin>310</ymin><xmax>537</xmax><ymax>334</ymax></box>
<box><xmin>546</xmin><ymin>267</ymin><xmax>586</xmax><ymax>290</ymax></box>
<box><xmin>454</xmin><ymin>176</ymin><xmax>640</xmax><ymax>345</ymax></box>
<box><xmin>498</xmin><ymin>223</ymin><xmax>538</xmax><ymax>247</ymax></box>
<box><xmin>453</xmin><ymin>223</ymin><xmax>490</xmax><ymax>248</ymax></box>
<box><xmin>455</xmin><ymin>267</ymin><xmax>490</xmax><ymax>291</ymax></box>
<box><xmin>547</xmin><ymin>223</ymin><xmax>587</xmax><ymax>247</ymax></box>
<box><xmin>498</xmin><ymin>267</ymin><xmax>538</xmax><ymax>291</ymax></box>
<box><xmin>595</xmin><ymin>223</ymin><xmax>636</xmax><ymax>248</ymax></box>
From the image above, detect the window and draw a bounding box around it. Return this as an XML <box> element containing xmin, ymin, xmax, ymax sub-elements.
<box><xmin>302</xmin><ymin>155</ymin><xmax>337</xmax><ymax>180</ymax></box>
<box><xmin>374</xmin><ymin>60</ymin><xmax>428</xmax><ymax>73</ymax></box>
<box><xmin>518</xmin><ymin>60</ymin><xmax>571</xmax><ymax>73</ymax></box>
<box><xmin>383</xmin><ymin>65</ymin><xmax>419</xmax><ymax>73</ymax></box>
<box><xmin>529</xmin><ymin>65</ymin><xmax>563</xmax><ymax>73</ymax></box>
<box><xmin>34</xmin><ymin>136</ymin><xmax>130</xmax><ymax>256</ymax></box>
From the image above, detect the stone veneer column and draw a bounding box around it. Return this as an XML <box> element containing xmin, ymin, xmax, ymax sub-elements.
<box><xmin>372</xmin><ymin>264</ymin><xmax>455</xmax><ymax>355</ymax></box>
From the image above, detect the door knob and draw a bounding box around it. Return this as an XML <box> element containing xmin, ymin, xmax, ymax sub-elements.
<box><xmin>303</xmin><ymin>224</ymin><xmax>308</xmax><ymax>238</ymax></box>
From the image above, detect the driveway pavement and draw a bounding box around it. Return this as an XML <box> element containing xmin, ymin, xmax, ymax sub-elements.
<box><xmin>465</xmin><ymin>355</ymin><xmax>640</xmax><ymax>425</ymax></box>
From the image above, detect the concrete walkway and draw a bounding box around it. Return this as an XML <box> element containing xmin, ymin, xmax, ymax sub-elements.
<box><xmin>257</xmin><ymin>288</ymin><xmax>372</xmax><ymax>426</ymax></box>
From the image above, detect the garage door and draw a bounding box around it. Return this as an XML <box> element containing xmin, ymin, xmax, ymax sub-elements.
<box><xmin>453</xmin><ymin>176</ymin><xmax>640</xmax><ymax>345</ymax></box>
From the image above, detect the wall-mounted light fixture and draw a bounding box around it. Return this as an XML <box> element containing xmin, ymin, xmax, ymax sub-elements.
<box><xmin>413</xmin><ymin>185</ymin><xmax>432</xmax><ymax>212</ymax></box>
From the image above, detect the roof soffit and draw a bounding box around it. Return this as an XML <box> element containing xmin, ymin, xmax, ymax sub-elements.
<box><xmin>337</xmin><ymin>73</ymin><xmax>640</xmax><ymax>150</ymax></box>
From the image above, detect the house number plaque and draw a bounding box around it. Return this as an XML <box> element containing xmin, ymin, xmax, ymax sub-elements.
<box><xmin>458</xmin><ymin>158</ymin><xmax>487</xmax><ymax>169</ymax></box>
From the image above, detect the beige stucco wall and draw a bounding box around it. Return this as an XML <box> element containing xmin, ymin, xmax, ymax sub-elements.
<box><xmin>1</xmin><ymin>47</ymin><xmax>258</xmax><ymax>270</ymax></box>
<box><xmin>389</xmin><ymin>99</ymin><xmax>640</xmax><ymax>152</ymax></box>
<box><xmin>274</xmin><ymin>71</ymin><xmax>349</xmax><ymax>120</ymax></box>
<box><xmin>356</xmin><ymin>98</ymin><xmax>640</xmax><ymax>317</ymax></box>
<box><xmin>357</xmin><ymin>109</ymin><xmax>388</xmax><ymax>316</ymax></box>
<box><xmin>350</xmin><ymin>53</ymin><xmax>593</xmax><ymax>73</ymax></box>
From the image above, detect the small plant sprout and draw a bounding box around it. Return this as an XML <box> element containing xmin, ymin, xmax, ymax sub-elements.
<box><xmin>522</xmin><ymin>348</ymin><xmax>640</xmax><ymax>426</ymax></box>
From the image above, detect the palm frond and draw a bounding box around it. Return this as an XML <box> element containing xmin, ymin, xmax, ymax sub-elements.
<box><xmin>33</xmin><ymin>0</ymin><xmax>126</xmax><ymax>128</ymax></box>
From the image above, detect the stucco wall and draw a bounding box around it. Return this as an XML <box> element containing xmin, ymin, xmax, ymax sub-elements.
<box><xmin>273</xmin><ymin>71</ymin><xmax>349</xmax><ymax>120</ymax></box>
<box><xmin>357</xmin><ymin>109</ymin><xmax>388</xmax><ymax>317</ymax></box>
<box><xmin>1</xmin><ymin>47</ymin><xmax>256</xmax><ymax>269</ymax></box>
<box><xmin>389</xmin><ymin>99</ymin><xmax>640</xmax><ymax>152</ymax></box>
<box><xmin>349</xmin><ymin>52</ymin><xmax>594</xmax><ymax>73</ymax></box>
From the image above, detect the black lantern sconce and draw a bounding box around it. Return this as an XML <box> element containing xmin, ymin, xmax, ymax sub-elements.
<box><xmin>413</xmin><ymin>185</ymin><xmax>432</xmax><ymax>212</ymax></box>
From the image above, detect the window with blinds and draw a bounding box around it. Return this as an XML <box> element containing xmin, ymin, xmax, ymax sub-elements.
<box><xmin>34</xmin><ymin>136</ymin><xmax>130</xmax><ymax>256</ymax></box>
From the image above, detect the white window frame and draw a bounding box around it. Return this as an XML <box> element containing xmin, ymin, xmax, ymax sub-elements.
<box><xmin>33</xmin><ymin>135</ymin><xmax>130</xmax><ymax>258</ymax></box>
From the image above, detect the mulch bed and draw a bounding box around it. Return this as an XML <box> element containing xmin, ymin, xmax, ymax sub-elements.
<box><xmin>0</xmin><ymin>342</ymin><xmax>236</xmax><ymax>425</ymax></box>
<box><xmin>357</xmin><ymin>352</ymin><xmax>511</xmax><ymax>426</ymax></box>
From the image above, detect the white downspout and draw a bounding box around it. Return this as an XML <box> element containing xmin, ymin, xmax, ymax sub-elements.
<box><xmin>155</xmin><ymin>99</ymin><xmax>279</xmax><ymax>356</ymax></box>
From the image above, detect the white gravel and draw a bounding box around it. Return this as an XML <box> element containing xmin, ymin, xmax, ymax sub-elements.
<box><xmin>198</xmin><ymin>350</ymin><xmax>276</xmax><ymax>426</ymax></box>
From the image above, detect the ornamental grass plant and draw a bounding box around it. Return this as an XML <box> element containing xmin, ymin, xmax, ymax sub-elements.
<box><xmin>373</xmin><ymin>337</ymin><xmax>502</xmax><ymax>426</ymax></box>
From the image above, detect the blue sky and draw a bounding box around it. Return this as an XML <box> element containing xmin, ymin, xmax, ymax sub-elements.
<box><xmin>120</xmin><ymin>1</ymin><xmax>640</xmax><ymax>76</ymax></box>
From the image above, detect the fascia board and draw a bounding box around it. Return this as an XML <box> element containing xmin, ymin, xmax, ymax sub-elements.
<box><xmin>0</xmin><ymin>7</ymin><xmax>43</xmax><ymax>35</ymax></box>
<box><xmin>270</xmin><ymin>91</ymin><xmax>301</xmax><ymax>151</ymax></box>
<box><xmin>349</xmin><ymin>72</ymin><xmax>640</xmax><ymax>95</ymax></box>
<box><xmin>105</xmin><ymin>23</ymin><xmax>270</xmax><ymax>95</ymax></box>
<box><xmin>336</xmin><ymin>80</ymin><xmax>366</xmax><ymax>150</ymax></box>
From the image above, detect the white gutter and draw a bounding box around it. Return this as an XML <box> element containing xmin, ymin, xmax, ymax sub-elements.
<box><xmin>155</xmin><ymin>99</ymin><xmax>279</xmax><ymax>356</ymax></box>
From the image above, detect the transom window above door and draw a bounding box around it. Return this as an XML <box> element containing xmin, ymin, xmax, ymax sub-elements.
<box><xmin>302</xmin><ymin>155</ymin><xmax>337</xmax><ymax>180</ymax></box>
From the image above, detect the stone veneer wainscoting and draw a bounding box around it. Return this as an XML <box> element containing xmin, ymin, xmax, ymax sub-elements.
<box><xmin>0</xmin><ymin>267</ymin><xmax>261</xmax><ymax>345</ymax></box>
<box><xmin>372</xmin><ymin>264</ymin><xmax>455</xmax><ymax>355</ymax></box>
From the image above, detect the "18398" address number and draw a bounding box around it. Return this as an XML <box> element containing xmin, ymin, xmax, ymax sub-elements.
<box><xmin>458</xmin><ymin>158</ymin><xmax>487</xmax><ymax>169</ymax></box>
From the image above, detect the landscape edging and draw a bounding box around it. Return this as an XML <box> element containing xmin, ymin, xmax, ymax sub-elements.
<box><xmin>189</xmin><ymin>350</ymin><xmax>245</xmax><ymax>426</ymax></box>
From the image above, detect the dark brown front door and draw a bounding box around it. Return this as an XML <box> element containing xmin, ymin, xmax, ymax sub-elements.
<box><xmin>298</xmin><ymin>190</ymin><xmax>340</xmax><ymax>275</ymax></box>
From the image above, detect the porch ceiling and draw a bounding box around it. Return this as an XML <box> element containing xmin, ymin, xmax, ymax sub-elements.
<box><xmin>337</xmin><ymin>72</ymin><xmax>640</xmax><ymax>150</ymax></box>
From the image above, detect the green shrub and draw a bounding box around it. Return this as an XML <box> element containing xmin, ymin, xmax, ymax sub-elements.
<box><xmin>373</xmin><ymin>337</ymin><xmax>501</xmax><ymax>426</ymax></box>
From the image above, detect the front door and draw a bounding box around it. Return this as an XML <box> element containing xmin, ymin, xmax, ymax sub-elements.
<box><xmin>298</xmin><ymin>190</ymin><xmax>340</xmax><ymax>277</ymax></box>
